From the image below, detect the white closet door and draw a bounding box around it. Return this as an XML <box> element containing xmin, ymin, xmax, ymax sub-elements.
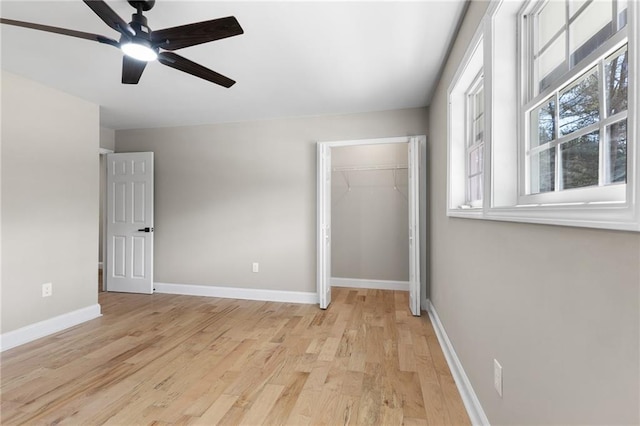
<box><xmin>317</xmin><ymin>143</ymin><xmax>332</xmax><ymax>309</ymax></box>
<box><xmin>408</xmin><ymin>137</ymin><xmax>421</xmax><ymax>316</ymax></box>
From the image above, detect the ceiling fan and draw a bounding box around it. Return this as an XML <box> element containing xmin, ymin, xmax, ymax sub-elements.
<box><xmin>0</xmin><ymin>0</ymin><xmax>244</xmax><ymax>87</ymax></box>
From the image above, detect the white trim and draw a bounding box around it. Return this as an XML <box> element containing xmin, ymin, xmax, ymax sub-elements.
<box><xmin>154</xmin><ymin>282</ymin><xmax>318</xmax><ymax>304</ymax></box>
<box><xmin>0</xmin><ymin>304</ymin><xmax>102</xmax><ymax>352</ymax></box>
<box><xmin>427</xmin><ymin>300</ymin><xmax>490</xmax><ymax>426</ymax></box>
<box><xmin>319</xmin><ymin>135</ymin><xmax>416</xmax><ymax>148</ymax></box>
<box><xmin>331</xmin><ymin>277</ymin><xmax>409</xmax><ymax>291</ymax></box>
<box><xmin>99</xmin><ymin>147</ymin><xmax>114</xmax><ymax>154</ymax></box>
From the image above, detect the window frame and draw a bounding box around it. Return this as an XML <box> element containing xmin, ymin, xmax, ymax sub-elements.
<box><xmin>444</xmin><ymin>0</ymin><xmax>640</xmax><ymax>231</ymax></box>
<box><xmin>519</xmin><ymin>0</ymin><xmax>630</xmax><ymax>206</ymax></box>
<box><xmin>446</xmin><ymin>17</ymin><xmax>486</xmax><ymax>218</ymax></box>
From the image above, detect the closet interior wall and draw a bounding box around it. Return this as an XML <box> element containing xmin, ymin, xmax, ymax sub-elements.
<box><xmin>331</xmin><ymin>143</ymin><xmax>409</xmax><ymax>283</ymax></box>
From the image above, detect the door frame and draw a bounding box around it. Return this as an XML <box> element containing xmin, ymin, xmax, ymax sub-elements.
<box><xmin>316</xmin><ymin>135</ymin><xmax>425</xmax><ymax>315</ymax></box>
<box><xmin>99</xmin><ymin>147</ymin><xmax>114</xmax><ymax>292</ymax></box>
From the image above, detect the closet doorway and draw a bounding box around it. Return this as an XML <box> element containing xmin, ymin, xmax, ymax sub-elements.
<box><xmin>317</xmin><ymin>136</ymin><xmax>423</xmax><ymax>316</ymax></box>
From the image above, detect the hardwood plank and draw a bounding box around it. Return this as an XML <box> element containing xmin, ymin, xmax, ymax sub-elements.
<box><xmin>190</xmin><ymin>394</ymin><xmax>238</xmax><ymax>425</ymax></box>
<box><xmin>0</xmin><ymin>287</ymin><xmax>469</xmax><ymax>425</ymax></box>
<box><xmin>285</xmin><ymin>389</ymin><xmax>318</xmax><ymax>425</ymax></box>
<box><xmin>238</xmin><ymin>383</ymin><xmax>284</xmax><ymax>425</ymax></box>
<box><xmin>261</xmin><ymin>371</ymin><xmax>308</xmax><ymax>424</ymax></box>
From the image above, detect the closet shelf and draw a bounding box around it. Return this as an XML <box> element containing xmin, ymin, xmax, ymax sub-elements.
<box><xmin>332</xmin><ymin>164</ymin><xmax>408</xmax><ymax>172</ymax></box>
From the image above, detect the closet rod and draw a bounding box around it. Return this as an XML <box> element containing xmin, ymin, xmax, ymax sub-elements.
<box><xmin>332</xmin><ymin>164</ymin><xmax>408</xmax><ymax>172</ymax></box>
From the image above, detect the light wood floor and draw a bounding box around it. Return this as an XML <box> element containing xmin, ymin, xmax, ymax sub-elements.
<box><xmin>1</xmin><ymin>288</ymin><xmax>470</xmax><ymax>425</ymax></box>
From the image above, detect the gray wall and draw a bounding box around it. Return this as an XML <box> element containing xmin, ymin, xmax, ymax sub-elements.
<box><xmin>331</xmin><ymin>143</ymin><xmax>409</xmax><ymax>281</ymax></box>
<box><xmin>99</xmin><ymin>127</ymin><xmax>115</xmax><ymax>150</ymax></box>
<box><xmin>116</xmin><ymin>108</ymin><xmax>427</xmax><ymax>293</ymax></box>
<box><xmin>428</xmin><ymin>1</ymin><xmax>640</xmax><ymax>424</ymax></box>
<box><xmin>1</xmin><ymin>71</ymin><xmax>99</xmax><ymax>334</ymax></box>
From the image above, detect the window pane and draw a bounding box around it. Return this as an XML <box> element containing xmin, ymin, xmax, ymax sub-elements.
<box><xmin>618</xmin><ymin>0</ymin><xmax>628</xmax><ymax>29</ymax></box>
<box><xmin>561</xmin><ymin>131</ymin><xmax>600</xmax><ymax>189</ymax></box>
<box><xmin>539</xmin><ymin>0</ymin><xmax>566</xmax><ymax>48</ymax></box>
<box><xmin>569</xmin><ymin>0</ymin><xmax>588</xmax><ymax>17</ymax></box>
<box><xmin>605</xmin><ymin>45</ymin><xmax>628</xmax><ymax>116</ymax></box>
<box><xmin>469</xmin><ymin>145</ymin><xmax>483</xmax><ymax>176</ymax></box>
<box><xmin>569</xmin><ymin>0</ymin><xmax>613</xmax><ymax>66</ymax></box>
<box><xmin>537</xmin><ymin>35</ymin><xmax>566</xmax><ymax>91</ymax></box>
<box><xmin>473</xmin><ymin>115</ymin><xmax>484</xmax><ymax>145</ymax></box>
<box><xmin>607</xmin><ymin>119</ymin><xmax>627</xmax><ymax>183</ymax></box>
<box><xmin>469</xmin><ymin>82</ymin><xmax>484</xmax><ymax>147</ymax></box>
<box><xmin>559</xmin><ymin>68</ymin><xmax>599</xmax><ymax>135</ymax></box>
<box><xmin>469</xmin><ymin>174</ymin><xmax>483</xmax><ymax>202</ymax></box>
<box><xmin>475</xmin><ymin>86</ymin><xmax>484</xmax><ymax>119</ymax></box>
<box><xmin>531</xmin><ymin>97</ymin><xmax>556</xmax><ymax>148</ymax></box>
<box><xmin>531</xmin><ymin>148</ymin><xmax>556</xmax><ymax>193</ymax></box>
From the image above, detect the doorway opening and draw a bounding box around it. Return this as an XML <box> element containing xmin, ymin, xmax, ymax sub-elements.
<box><xmin>317</xmin><ymin>136</ymin><xmax>424</xmax><ymax>315</ymax></box>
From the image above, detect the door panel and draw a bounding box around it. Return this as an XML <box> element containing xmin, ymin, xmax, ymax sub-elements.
<box><xmin>408</xmin><ymin>137</ymin><xmax>421</xmax><ymax>316</ymax></box>
<box><xmin>317</xmin><ymin>143</ymin><xmax>332</xmax><ymax>309</ymax></box>
<box><xmin>106</xmin><ymin>152</ymin><xmax>154</xmax><ymax>294</ymax></box>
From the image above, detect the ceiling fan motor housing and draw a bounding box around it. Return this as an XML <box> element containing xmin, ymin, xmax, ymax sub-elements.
<box><xmin>127</xmin><ymin>0</ymin><xmax>155</xmax><ymax>12</ymax></box>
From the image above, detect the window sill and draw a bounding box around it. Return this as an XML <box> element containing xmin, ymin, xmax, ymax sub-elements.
<box><xmin>447</xmin><ymin>203</ymin><xmax>640</xmax><ymax>232</ymax></box>
<box><xmin>447</xmin><ymin>208</ymin><xmax>485</xmax><ymax>219</ymax></box>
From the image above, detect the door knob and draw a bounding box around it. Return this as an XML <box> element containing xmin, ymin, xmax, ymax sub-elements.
<box><xmin>137</xmin><ymin>227</ymin><xmax>153</xmax><ymax>232</ymax></box>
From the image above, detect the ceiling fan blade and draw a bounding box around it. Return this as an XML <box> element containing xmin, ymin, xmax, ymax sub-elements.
<box><xmin>158</xmin><ymin>52</ymin><xmax>235</xmax><ymax>88</ymax></box>
<box><xmin>83</xmin><ymin>0</ymin><xmax>134</xmax><ymax>36</ymax></box>
<box><xmin>122</xmin><ymin>56</ymin><xmax>147</xmax><ymax>84</ymax></box>
<box><xmin>0</xmin><ymin>18</ymin><xmax>119</xmax><ymax>47</ymax></box>
<box><xmin>151</xmin><ymin>16</ymin><xmax>243</xmax><ymax>51</ymax></box>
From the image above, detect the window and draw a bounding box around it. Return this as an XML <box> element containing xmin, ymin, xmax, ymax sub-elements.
<box><xmin>466</xmin><ymin>74</ymin><xmax>485</xmax><ymax>206</ymax></box>
<box><xmin>446</xmin><ymin>0</ymin><xmax>639</xmax><ymax>231</ymax></box>
<box><xmin>447</xmin><ymin>21</ymin><xmax>485</xmax><ymax>216</ymax></box>
<box><xmin>522</xmin><ymin>0</ymin><xmax>630</xmax><ymax>204</ymax></box>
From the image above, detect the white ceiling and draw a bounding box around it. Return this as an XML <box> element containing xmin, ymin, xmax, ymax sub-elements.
<box><xmin>1</xmin><ymin>1</ymin><xmax>466</xmax><ymax>130</ymax></box>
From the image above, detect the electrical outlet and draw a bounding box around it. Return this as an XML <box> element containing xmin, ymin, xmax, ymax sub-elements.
<box><xmin>494</xmin><ymin>359</ymin><xmax>503</xmax><ymax>397</ymax></box>
<box><xmin>42</xmin><ymin>282</ymin><xmax>53</xmax><ymax>298</ymax></box>
<box><xmin>252</xmin><ymin>262</ymin><xmax>259</xmax><ymax>273</ymax></box>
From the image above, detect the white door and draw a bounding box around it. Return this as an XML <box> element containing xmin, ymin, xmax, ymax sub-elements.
<box><xmin>317</xmin><ymin>143</ymin><xmax>332</xmax><ymax>309</ymax></box>
<box><xmin>106</xmin><ymin>152</ymin><xmax>154</xmax><ymax>294</ymax></box>
<box><xmin>408</xmin><ymin>137</ymin><xmax>421</xmax><ymax>316</ymax></box>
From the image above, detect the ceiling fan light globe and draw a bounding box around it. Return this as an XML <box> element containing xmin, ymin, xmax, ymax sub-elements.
<box><xmin>121</xmin><ymin>42</ymin><xmax>157</xmax><ymax>61</ymax></box>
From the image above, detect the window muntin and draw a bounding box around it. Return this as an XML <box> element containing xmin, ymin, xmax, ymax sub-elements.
<box><xmin>466</xmin><ymin>74</ymin><xmax>484</xmax><ymax>205</ymax></box>
<box><xmin>525</xmin><ymin>0</ymin><xmax>629</xmax><ymax>199</ymax></box>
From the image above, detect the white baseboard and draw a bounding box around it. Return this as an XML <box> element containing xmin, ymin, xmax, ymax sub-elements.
<box><xmin>0</xmin><ymin>304</ymin><xmax>102</xmax><ymax>352</ymax></box>
<box><xmin>331</xmin><ymin>277</ymin><xmax>409</xmax><ymax>291</ymax></box>
<box><xmin>427</xmin><ymin>300</ymin><xmax>490</xmax><ymax>426</ymax></box>
<box><xmin>421</xmin><ymin>295</ymin><xmax>429</xmax><ymax>312</ymax></box>
<box><xmin>154</xmin><ymin>282</ymin><xmax>318</xmax><ymax>304</ymax></box>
